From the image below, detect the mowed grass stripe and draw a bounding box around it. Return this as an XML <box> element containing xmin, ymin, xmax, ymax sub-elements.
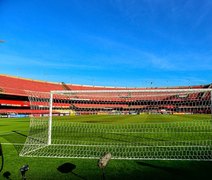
<box><xmin>18</xmin><ymin>114</ymin><xmax>212</xmax><ymax>160</ymax></box>
<box><xmin>1</xmin><ymin>115</ymin><xmax>212</xmax><ymax>179</ymax></box>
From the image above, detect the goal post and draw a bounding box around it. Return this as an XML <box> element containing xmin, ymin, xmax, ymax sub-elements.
<box><xmin>48</xmin><ymin>92</ymin><xmax>53</xmax><ymax>145</ymax></box>
<box><xmin>20</xmin><ymin>89</ymin><xmax>212</xmax><ymax>160</ymax></box>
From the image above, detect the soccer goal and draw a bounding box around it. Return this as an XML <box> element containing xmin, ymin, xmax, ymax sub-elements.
<box><xmin>20</xmin><ymin>89</ymin><xmax>212</xmax><ymax>160</ymax></box>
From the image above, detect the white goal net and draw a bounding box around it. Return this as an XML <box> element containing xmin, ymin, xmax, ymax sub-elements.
<box><xmin>20</xmin><ymin>89</ymin><xmax>212</xmax><ymax>160</ymax></box>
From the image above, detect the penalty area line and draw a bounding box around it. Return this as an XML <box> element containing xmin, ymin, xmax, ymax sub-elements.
<box><xmin>0</xmin><ymin>132</ymin><xmax>16</xmax><ymax>136</ymax></box>
<box><xmin>1</xmin><ymin>142</ymin><xmax>25</xmax><ymax>146</ymax></box>
<box><xmin>0</xmin><ymin>131</ymin><xmax>28</xmax><ymax>136</ymax></box>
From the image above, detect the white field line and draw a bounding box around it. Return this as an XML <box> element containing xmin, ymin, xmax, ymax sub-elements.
<box><xmin>49</xmin><ymin>144</ymin><xmax>211</xmax><ymax>148</ymax></box>
<box><xmin>1</xmin><ymin>142</ymin><xmax>25</xmax><ymax>146</ymax></box>
<box><xmin>1</xmin><ymin>143</ymin><xmax>211</xmax><ymax>148</ymax></box>
<box><xmin>1</xmin><ymin>143</ymin><xmax>49</xmax><ymax>146</ymax></box>
<box><xmin>0</xmin><ymin>132</ymin><xmax>16</xmax><ymax>136</ymax></box>
<box><xmin>0</xmin><ymin>131</ymin><xmax>28</xmax><ymax>136</ymax></box>
<box><xmin>95</xmin><ymin>131</ymin><xmax>212</xmax><ymax>134</ymax></box>
<box><xmin>2</xmin><ymin>142</ymin><xmax>210</xmax><ymax>147</ymax></box>
<box><xmin>0</xmin><ymin>131</ymin><xmax>211</xmax><ymax>136</ymax></box>
<box><xmin>20</xmin><ymin>145</ymin><xmax>49</xmax><ymax>156</ymax></box>
<box><xmin>18</xmin><ymin>154</ymin><xmax>212</xmax><ymax>161</ymax></box>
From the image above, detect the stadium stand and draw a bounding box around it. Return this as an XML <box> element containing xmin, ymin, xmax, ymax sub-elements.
<box><xmin>0</xmin><ymin>74</ymin><xmax>64</xmax><ymax>95</ymax></box>
<box><xmin>0</xmin><ymin>74</ymin><xmax>211</xmax><ymax>117</ymax></box>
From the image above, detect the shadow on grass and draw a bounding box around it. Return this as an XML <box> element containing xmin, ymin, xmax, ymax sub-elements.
<box><xmin>0</xmin><ymin>131</ymin><xmax>27</xmax><ymax>144</ymax></box>
<box><xmin>57</xmin><ymin>162</ymin><xmax>87</xmax><ymax>180</ymax></box>
<box><xmin>136</xmin><ymin>161</ymin><xmax>187</xmax><ymax>176</ymax></box>
<box><xmin>12</xmin><ymin>131</ymin><xmax>28</xmax><ymax>138</ymax></box>
<box><xmin>3</xmin><ymin>171</ymin><xmax>11</xmax><ymax>179</ymax></box>
<box><xmin>0</xmin><ymin>131</ymin><xmax>28</xmax><ymax>155</ymax></box>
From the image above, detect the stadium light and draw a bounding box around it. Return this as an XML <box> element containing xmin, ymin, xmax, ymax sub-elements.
<box><xmin>20</xmin><ymin>165</ymin><xmax>29</xmax><ymax>180</ymax></box>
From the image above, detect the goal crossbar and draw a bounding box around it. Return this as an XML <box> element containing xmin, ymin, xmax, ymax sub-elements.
<box><xmin>51</xmin><ymin>89</ymin><xmax>212</xmax><ymax>94</ymax></box>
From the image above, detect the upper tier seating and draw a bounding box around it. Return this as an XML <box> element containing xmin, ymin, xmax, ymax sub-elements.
<box><xmin>0</xmin><ymin>74</ymin><xmax>145</xmax><ymax>96</ymax></box>
<box><xmin>0</xmin><ymin>74</ymin><xmax>211</xmax><ymax>102</ymax></box>
<box><xmin>0</xmin><ymin>74</ymin><xmax>64</xmax><ymax>96</ymax></box>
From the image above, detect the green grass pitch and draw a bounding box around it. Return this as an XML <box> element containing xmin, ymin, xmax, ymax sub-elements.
<box><xmin>0</xmin><ymin>114</ymin><xmax>212</xmax><ymax>179</ymax></box>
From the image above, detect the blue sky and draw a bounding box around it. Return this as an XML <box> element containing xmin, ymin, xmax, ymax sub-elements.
<box><xmin>1</xmin><ymin>0</ymin><xmax>212</xmax><ymax>87</ymax></box>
